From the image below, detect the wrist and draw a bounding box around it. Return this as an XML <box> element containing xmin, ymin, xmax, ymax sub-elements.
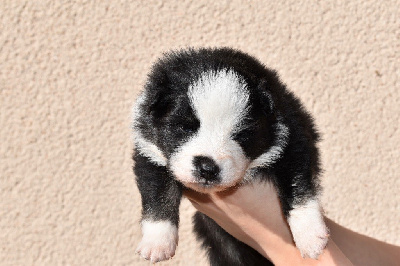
<box><xmin>246</xmin><ymin>222</ymin><xmax>353</xmax><ymax>266</ymax></box>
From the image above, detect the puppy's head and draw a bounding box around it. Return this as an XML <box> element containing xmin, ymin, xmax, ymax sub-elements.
<box><xmin>168</xmin><ymin>69</ymin><xmax>253</xmax><ymax>192</ymax></box>
<box><xmin>134</xmin><ymin>52</ymin><xmax>277</xmax><ymax>192</ymax></box>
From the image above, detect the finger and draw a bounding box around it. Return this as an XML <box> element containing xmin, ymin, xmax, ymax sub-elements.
<box><xmin>213</xmin><ymin>185</ymin><xmax>241</xmax><ymax>198</ymax></box>
<box><xmin>183</xmin><ymin>188</ymin><xmax>212</xmax><ymax>204</ymax></box>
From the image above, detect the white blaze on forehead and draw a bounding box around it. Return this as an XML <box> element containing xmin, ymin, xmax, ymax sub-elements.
<box><xmin>188</xmin><ymin>69</ymin><xmax>250</xmax><ymax>136</ymax></box>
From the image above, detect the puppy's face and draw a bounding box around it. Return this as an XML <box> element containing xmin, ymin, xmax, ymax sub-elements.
<box><xmin>136</xmin><ymin>69</ymin><xmax>273</xmax><ymax>192</ymax></box>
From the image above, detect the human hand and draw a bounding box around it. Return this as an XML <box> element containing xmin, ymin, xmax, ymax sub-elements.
<box><xmin>184</xmin><ymin>181</ymin><xmax>353</xmax><ymax>266</ymax></box>
<box><xmin>184</xmin><ymin>181</ymin><xmax>291</xmax><ymax>261</ymax></box>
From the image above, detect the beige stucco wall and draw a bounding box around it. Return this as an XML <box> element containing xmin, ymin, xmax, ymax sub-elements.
<box><xmin>1</xmin><ymin>1</ymin><xmax>399</xmax><ymax>265</ymax></box>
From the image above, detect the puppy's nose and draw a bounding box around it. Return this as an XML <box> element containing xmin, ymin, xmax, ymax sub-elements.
<box><xmin>193</xmin><ymin>156</ymin><xmax>220</xmax><ymax>182</ymax></box>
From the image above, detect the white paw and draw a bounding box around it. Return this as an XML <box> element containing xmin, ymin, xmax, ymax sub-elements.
<box><xmin>136</xmin><ymin>237</ymin><xmax>177</xmax><ymax>263</ymax></box>
<box><xmin>136</xmin><ymin>220</ymin><xmax>178</xmax><ymax>263</ymax></box>
<box><xmin>288</xmin><ymin>199</ymin><xmax>329</xmax><ymax>259</ymax></box>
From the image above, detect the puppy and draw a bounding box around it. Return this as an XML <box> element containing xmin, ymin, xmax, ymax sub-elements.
<box><xmin>132</xmin><ymin>47</ymin><xmax>328</xmax><ymax>265</ymax></box>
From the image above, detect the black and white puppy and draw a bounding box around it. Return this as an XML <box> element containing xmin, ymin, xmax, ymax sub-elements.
<box><xmin>132</xmin><ymin>48</ymin><xmax>329</xmax><ymax>265</ymax></box>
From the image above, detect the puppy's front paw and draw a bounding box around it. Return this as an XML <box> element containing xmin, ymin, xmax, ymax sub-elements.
<box><xmin>136</xmin><ymin>220</ymin><xmax>178</xmax><ymax>263</ymax></box>
<box><xmin>288</xmin><ymin>199</ymin><xmax>329</xmax><ymax>259</ymax></box>
<box><xmin>292</xmin><ymin>224</ymin><xmax>329</xmax><ymax>259</ymax></box>
<box><xmin>136</xmin><ymin>237</ymin><xmax>177</xmax><ymax>263</ymax></box>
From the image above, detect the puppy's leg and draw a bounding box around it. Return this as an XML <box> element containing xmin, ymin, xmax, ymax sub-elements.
<box><xmin>274</xmin><ymin>169</ymin><xmax>329</xmax><ymax>259</ymax></box>
<box><xmin>286</xmin><ymin>197</ymin><xmax>328</xmax><ymax>259</ymax></box>
<box><xmin>134</xmin><ymin>151</ymin><xmax>182</xmax><ymax>263</ymax></box>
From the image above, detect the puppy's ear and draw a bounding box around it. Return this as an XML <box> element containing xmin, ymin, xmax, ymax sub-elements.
<box><xmin>258</xmin><ymin>80</ymin><xmax>275</xmax><ymax>116</ymax></box>
<box><xmin>148</xmin><ymin>90</ymin><xmax>174</xmax><ymax>120</ymax></box>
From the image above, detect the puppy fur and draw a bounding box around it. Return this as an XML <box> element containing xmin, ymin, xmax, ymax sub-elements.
<box><xmin>132</xmin><ymin>47</ymin><xmax>328</xmax><ymax>265</ymax></box>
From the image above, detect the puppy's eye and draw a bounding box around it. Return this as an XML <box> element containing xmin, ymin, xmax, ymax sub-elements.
<box><xmin>180</xmin><ymin>124</ymin><xmax>194</xmax><ymax>133</ymax></box>
<box><xmin>233</xmin><ymin>129</ymin><xmax>253</xmax><ymax>142</ymax></box>
<box><xmin>233</xmin><ymin>122</ymin><xmax>258</xmax><ymax>142</ymax></box>
<box><xmin>177</xmin><ymin>121</ymin><xmax>199</xmax><ymax>134</ymax></box>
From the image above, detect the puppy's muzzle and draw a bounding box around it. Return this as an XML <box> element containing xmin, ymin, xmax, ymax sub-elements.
<box><xmin>192</xmin><ymin>156</ymin><xmax>220</xmax><ymax>184</ymax></box>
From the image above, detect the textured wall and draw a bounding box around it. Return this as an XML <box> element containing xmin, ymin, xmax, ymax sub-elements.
<box><xmin>1</xmin><ymin>1</ymin><xmax>399</xmax><ymax>265</ymax></box>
